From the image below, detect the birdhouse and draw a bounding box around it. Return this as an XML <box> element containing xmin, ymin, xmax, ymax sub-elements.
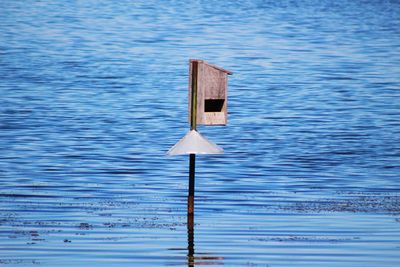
<box><xmin>188</xmin><ymin>59</ymin><xmax>232</xmax><ymax>126</ymax></box>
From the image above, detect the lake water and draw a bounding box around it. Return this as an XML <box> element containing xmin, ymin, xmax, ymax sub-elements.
<box><xmin>1</xmin><ymin>1</ymin><xmax>400</xmax><ymax>266</ymax></box>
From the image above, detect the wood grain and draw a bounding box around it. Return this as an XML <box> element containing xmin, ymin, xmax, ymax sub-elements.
<box><xmin>188</xmin><ymin>59</ymin><xmax>231</xmax><ymax>126</ymax></box>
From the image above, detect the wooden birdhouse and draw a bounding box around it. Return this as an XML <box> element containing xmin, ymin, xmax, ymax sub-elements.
<box><xmin>188</xmin><ymin>59</ymin><xmax>232</xmax><ymax>126</ymax></box>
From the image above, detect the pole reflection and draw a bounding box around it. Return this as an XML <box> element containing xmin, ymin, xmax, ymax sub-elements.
<box><xmin>186</xmin><ymin>213</ymin><xmax>223</xmax><ymax>266</ymax></box>
<box><xmin>187</xmin><ymin>213</ymin><xmax>195</xmax><ymax>267</ymax></box>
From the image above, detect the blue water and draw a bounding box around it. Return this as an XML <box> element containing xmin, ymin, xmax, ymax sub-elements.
<box><xmin>1</xmin><ymin>1</ymin><xmax>400</xmax><ymax>266</ymax></box>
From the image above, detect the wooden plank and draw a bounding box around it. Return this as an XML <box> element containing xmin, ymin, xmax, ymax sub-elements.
<box><xmin>203</xmin><ymin>112</ymin><xmax>227</xmax><ymax>125</ymax></box>
<box><xmin>188</xmin><ymin>60</ymin><xmax>193</xmax><ymax>124</ymax></box>
<box><xmin>197</xmin><ymin>61</ymin><xmax>205</xmax><ymax>125</ymax></box>
<box><xmin>203</xmin><ymin>63</ymin><xmax>226</xmax><ymax>99</ymax></box>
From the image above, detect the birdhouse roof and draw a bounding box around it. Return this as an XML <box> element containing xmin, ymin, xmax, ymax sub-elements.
<box><xmin>190</xmin><ymin>59</ymin><xmax>232</xmax><ymax>75</ymax></box>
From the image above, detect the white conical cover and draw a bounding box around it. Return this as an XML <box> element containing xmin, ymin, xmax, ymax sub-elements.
<box><xmin>167</xmin><ymin>130</ymin><xmax>224</xmax><ymax>156</ymax></box>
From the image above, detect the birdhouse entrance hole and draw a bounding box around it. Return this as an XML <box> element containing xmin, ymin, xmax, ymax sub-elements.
<box><xmin>204</xmin><ymin>99</ymin><xmax>225</xmax><ymax>112</ymax></box>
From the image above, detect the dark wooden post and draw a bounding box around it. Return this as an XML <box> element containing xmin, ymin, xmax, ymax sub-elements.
<box><xmin>186</xmin><ymin>59</ymin><xmax>230</xmax><ymax>265</ymax></box>
<box><xmin>188</xmin><ymin>61</ymin><xmax>198</xmax><ymax>234</ymax></box>
<box><xmin>167</xmin><ymin>59</ymin><xmax>231</xmax><ymax>265</ymax></box>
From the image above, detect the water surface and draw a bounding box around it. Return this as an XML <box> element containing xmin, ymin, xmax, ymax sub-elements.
<box><xmin>1</xmin><ymin>1</ymin><xmax>400</xmax><ymax>266</ymax></box>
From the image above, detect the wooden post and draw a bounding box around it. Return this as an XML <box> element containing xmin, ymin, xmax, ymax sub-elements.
<box><xmin>186</xmin><ymin>60</ymin><xmax>230</xmax><ymax>264</ymax></box>
<box><xmin>167</xmin><ymin>59</ymin><xmax>231</xmax><ymax>265</ymax></box>
<box><xmin>190</xmin><ymin>61</ymin><xmax>198</xmax><ymax>131</ymax></box>
<box><xmin>188</xmin><ymin>154</ymin><xmax>195</xmax><ymax>216</ymax></box>
<box><xmin>188</xmin><ymin>61</ymin><xmax>198</xmax><ymax>235</ymax></box>
<box><xmin>187</xmin><ymin>159</ymin><xmax>195</xmax><ymax>267</ymax></box>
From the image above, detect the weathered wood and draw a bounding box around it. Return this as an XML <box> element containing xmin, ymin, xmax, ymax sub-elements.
<box><xmin>189</xmin><ymin>59</ymin><xmax>232</xmax><ymax>75</ymax></box>
<box><xmin>203</xmin><ymin>112</ymin><xmax>227</xmax><ymax>125</ymax></box>
<box><xmin>188</xmin><ymin>59</ymin><xmax>231</xmax><ymax>126</ymax></box>
<box><xmin>190</xmin><ymin>61</ymin><xmax>198</xmax><ymax>130</ymax></box>
<box><xmin>203</xmin><ymin>64</ymin><xmax>227</xmax><ymax>99</ymax></box>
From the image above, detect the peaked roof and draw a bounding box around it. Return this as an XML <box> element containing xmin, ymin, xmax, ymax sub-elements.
<box><xmin>167</xmin><ymin>130</ymin><xmax>224</xmax><ymax>156</ymax></box>
<box><xmin>190</xmin><ymin>59</ymin><xmax>232</xmax><ymax>75</ymax></box>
